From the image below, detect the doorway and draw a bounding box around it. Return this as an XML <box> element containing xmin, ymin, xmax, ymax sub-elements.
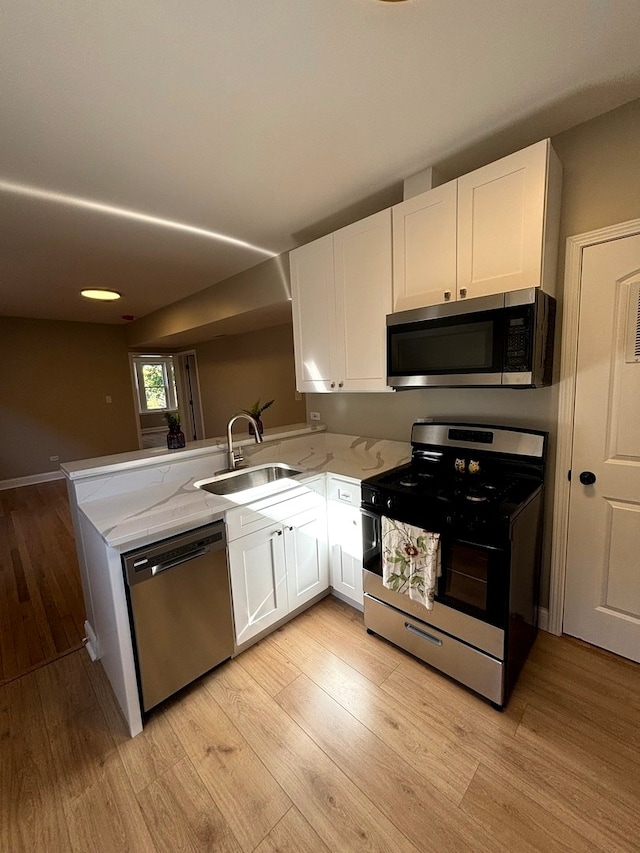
<box><xmin>129</xmin><ymin>351</ymin><xmax>205</xmax><ymax>448</ymax></box>
<box><xmin>174</xmin><ymin>350</ymin><xmax>205</xmax><ymax>443</ymax></box>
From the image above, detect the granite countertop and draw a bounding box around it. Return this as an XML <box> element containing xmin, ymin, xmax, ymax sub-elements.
<box><xmin>75</xmin><ymin>429</ymin><xmax>411</xmax><ymax>552</ymax></box>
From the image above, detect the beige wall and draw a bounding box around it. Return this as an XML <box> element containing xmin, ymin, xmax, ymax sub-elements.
<box><xmin>0</xmin><ymin>317</ymin><xmax>139</xmax><ymax>480</ymax></box>
<box><xmin>195</xmin><ymin>324</ymin><xmax>306</xmax><ymax>438</ymax></box>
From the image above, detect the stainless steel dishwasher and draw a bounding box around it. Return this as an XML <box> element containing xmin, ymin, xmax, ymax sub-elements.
<box><xmin>122</xmin><ymin>521</ymin><xmax>234</xmax><ymax>713</ymax></box>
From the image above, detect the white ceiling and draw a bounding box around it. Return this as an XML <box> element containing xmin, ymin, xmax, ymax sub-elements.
<box><xmin>2</xmin><ymin>0</ymin><xmax>639</xmax><ymax>327</ymax></box>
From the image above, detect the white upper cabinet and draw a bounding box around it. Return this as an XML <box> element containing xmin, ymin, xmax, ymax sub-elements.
<box><xmin>457</xmin><ymin>139</ymin><xmax>561</xmax><ymax>299</ymax></box>
<box><xmin>392</xmin><ymin>181</ymin><xmax>457</xmax><ymax>312</ymax></box>
<box><xmin>392</xmin><ymin>139</ymin><xmax>562</xmax><ymax>310</ymax></box>
<box><xmin>290</xmin><ymin>209</ymin><xmax>393</xmax><ymax>393</ymax></box>
<box><xmin>290</xmin><ymin>233</ymin><xmax>336</xmax><ymax>392</ymax></box>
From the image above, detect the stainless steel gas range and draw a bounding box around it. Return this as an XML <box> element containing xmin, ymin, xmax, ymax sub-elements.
<box><xmin>361</xmin><ymin>421</ymin><xmax>547</xmax><ymax>708</ymax></box>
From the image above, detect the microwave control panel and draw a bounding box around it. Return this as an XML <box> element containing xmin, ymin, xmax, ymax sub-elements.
<box><xmin>504</xmin><ymin>306</ymin><xmax>532</xmax><ymax>371</ymax></box>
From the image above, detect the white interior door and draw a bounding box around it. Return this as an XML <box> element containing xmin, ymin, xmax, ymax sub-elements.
<box><xmin>563</xmin><ymin>233</ymin><xmax>640</xmax><ymax>662</ymax></box>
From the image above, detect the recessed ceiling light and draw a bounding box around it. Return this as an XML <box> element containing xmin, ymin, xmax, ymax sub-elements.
<box><xmin>80</xmin><ymin>288</ymin><xmax>122</xmax><ymax>301</ymax></box>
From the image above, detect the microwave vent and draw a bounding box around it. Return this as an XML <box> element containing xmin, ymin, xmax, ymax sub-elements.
<box><xmin>626</xmin><ymin>281</ymin><xmax>640</xmax><ymax>363</ymax></box>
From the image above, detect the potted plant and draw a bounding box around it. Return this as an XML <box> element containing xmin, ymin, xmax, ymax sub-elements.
<box><xmin>242</xmin><ymin>398</ymin><xmax>274</xmax><ymax>436</ymax></box>
<box><xmin>164</xmin><ymin>410</ymin><xmax>186</xmax><ymax>449</ymax></box>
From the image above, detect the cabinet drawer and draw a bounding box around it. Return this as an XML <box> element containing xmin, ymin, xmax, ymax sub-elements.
<box><xmin>226</xmin><ymin>479</ymin><xmax>326</xmax><ymax>541</ymax></box>
<box><xmin>327</xmin><ymin>476</ymin><xmax>361</xmax><ymax>508</ymax></box>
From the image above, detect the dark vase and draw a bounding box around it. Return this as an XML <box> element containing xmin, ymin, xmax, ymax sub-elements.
<box><xmin>248</xmin><ymin>417</ymin><xmax>264</xmax><ymax>436</ymax></box>
<box><xmin>167</xmin><ymin>427</ymin><xmax>186</xmax><ymax>449</ymax></box>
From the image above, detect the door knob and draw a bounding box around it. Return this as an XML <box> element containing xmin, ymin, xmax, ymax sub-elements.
<box><xmin>579</xmin><ymin>471</ymin><xmax>596</xmax><ymax>485</ymax></box>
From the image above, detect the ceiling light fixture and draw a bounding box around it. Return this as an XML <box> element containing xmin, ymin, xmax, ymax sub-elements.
<box><xmin>0</xmin><ymin>179</ymin><xmax>276</xmax><ymax>257</ymax></box>
<box><xmin>81</xmin><ymin>288</ymin><xmax>122</xmax><ymax>301</ymax></box>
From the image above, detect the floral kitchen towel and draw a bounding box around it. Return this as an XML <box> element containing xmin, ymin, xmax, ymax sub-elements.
<box><xmin>381</xmin><ymin>516</ymin><xmax>441</xmax><ymax>610</ymax></box>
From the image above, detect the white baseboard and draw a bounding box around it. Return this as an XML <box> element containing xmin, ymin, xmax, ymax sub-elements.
<box><xmin>0</xmin><ymin>470</ymin><xmax>65</xmax><ymax>491</ymax></box>
<box><xmin>537</xmin><ymin>606</ymin><xmax>549</xmax><ymax>633</ymax></box>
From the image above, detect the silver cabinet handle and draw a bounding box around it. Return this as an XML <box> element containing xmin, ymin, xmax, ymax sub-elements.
<box><xmin>338</xmin><ymin>381</ymin><xmax>344</xmax><ymax>388</ymax></box>
<box><xmin>459</xmin><ymin>287</ymin><xmax>467</xmax><ymax>298</ymax></box>
<box><xmin>330</xmin><ymin>381</ymin><xmax>335</xmax><ymax>388</ymax></box>
<box><xmin>444</xmin><ymin>290</ymin><xmax>451</xmax><ymax>301</ymax></box>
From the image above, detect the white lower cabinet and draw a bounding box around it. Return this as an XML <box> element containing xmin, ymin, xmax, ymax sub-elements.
<box><xmin>227</xmin><ymin>478</ymin><xmax>328</xmax><ymax>647</ymax></box>
<box><xmin>327</xmin><ymin>476</ymin><xmax>363</xmax><ymax>608</ymax></box>
<box><xmin>228</xmin><ymin>525</ymin><xmax>289</xmax><ymax>646</ymax></box>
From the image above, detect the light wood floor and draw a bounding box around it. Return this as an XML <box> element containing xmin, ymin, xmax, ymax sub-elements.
<box><xmin>2</xmin><ymin>591</ymin><xmax>639</xmax><ymax>852</ymax></box>
<box><xmin>0</xmin><ymin>480</ymin><xmax>85</xmax><ymax>685</ymax></box>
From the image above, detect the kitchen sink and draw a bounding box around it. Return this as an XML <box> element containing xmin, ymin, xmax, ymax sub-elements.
<box><xmin>194</xmin><ymin>463</ymin><xmax>304</xmax><ymax>496</ymax></box>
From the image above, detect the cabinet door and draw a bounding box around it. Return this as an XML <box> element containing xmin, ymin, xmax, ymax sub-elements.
<box><xmin>290</xmin><ymin>234</ymin><xmax>336</xmax><ymax>393</ymax></box>
<box><xmin>334</xmin><ymin>209</ymin><xmax>393</xmax><ymax>391</ymax></box>
<box><xmin>328</xmin><ymin>502</ymin><xmax>363</xmax><ymax>607</ymax></box>
<box><xmin>228</xmin><ymin>526</ymin><xmax>288</xmax><ymax>646</ymax></box>
<box><xmin>392</xmin><ymin>182</ymin><xmax>457</xmax><ymax>311</ymax></box>
<box><xmin>457</xmin><ymin>139</ymin><xmax>548</xmax><ymax>299</ymax></box>
<box><xmin>284</xmin><ymin>505</ymin><xmax>329</xmax><ymax>610</ymax></box>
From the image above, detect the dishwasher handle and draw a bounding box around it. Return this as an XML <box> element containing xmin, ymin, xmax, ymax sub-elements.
<box><xmin>150</xmin><ymin>547</ymin><xmax>210</xmax><ymax>576</ymax></box>
<box><xmin>123</xmin><ymin>523</ymin><xmax>225</xmax><ymax>587</ymax></box>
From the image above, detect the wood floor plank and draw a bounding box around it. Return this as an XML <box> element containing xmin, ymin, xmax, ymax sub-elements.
<box><xmin>517</xmin><ymin>654</ymin><xmax>640</xmax><ymax>745</ymax></box>
<box><xmin>0</xmin><ymin>481</ymin><xmax>84</xmax><ymax>683</ymax></box>
<box><xmin>61</xmin><ymin>748</ymin><xmax>158</xmax><ymax>852</ymax></box>
<box><xmin>380</xmin><ymin>653</ymin><xmax>521</xmax><ymax>745</ymax></box>
<box><xmin>116</xmin><ymin>705</ymin><xmax>187</xmax><ymax>795</ymax></box>
<box><xmin>206</xmin><ymin>660</ymin><xmax>421</xmax><ymax>853</ymax></box>
<box><xmin>235</xmin><ymin>630</ymin><xmax>302</xmax><ymax>697</ymax></box>
<box><xmin>164</xmin><ymin>671</ymin><xmax>291</xmax><ymax>853</ymax></box>
<box><xmin>268</xmin><ymin>619</ymin><xmax>479</xmax><ymax>806</ymax></box>
<box><xmin>254</xmin><ymin>806</ymin><xmax>332</xmax><ymax>853</ymax></box>
<box><xmin>292</xmin><ymin>600</ymin><xmax>401</xmax><ymax>685</ymax></box>
<box><xmin>80</xmin><ymin>650</ymin><xmax>133</xmax><ymax>744</ymax></box>
<box><xmin>35</xmin><ymin>645</ymin><xmax>105</xmax><ymax>731</ymax></box>
<box><xmin>460</xmin><ymin>763</ymin><xmax>596</xmax><ymax>853</ymax></box>
<box><xmin>276</xmin><ymin>672</ymin><xmax>506</xmax><ymax>853</ymax></box>
<box><xmin>0</xmin><ymin>671</ymin><xmax>73</xmax><ymax>852</ymax></box>
<box><xmin>517</xmin><ymin>701</ymin><xmax>640</xmax><ymax>811</ymax></box>
<box><xmin>379</xmin><ymin>649</ymin><xmax>639</xmax><ymax>852</ymax></box>
<box><xmin>136</xmin><ymin>756</ymin><xmax>244</xmax><ymax>852</ymax></box>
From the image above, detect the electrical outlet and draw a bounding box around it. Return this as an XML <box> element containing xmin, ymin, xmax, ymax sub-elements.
<box><xmin>295</xmin><ymin>390</ymin><xmax>303</xmax><ymax>401</ymax></box>
<box><xmin>50</xmin><ymin>455</ymin><xmax>59</xmax><ymax>462</ymax></box>
<box><xmin>309</xmin><ymin>411</ymin><xmax>321</xmax><ymax>421</ymax></box>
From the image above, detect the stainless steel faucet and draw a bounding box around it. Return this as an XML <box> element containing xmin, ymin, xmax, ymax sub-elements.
<box><xmin>225</xmin><ymin>413</ymin><xmax>263</xmax><ymax>470</ymax></box>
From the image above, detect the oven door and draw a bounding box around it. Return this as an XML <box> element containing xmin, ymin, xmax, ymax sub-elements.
<box><xmin>362</xmin><ymin>508</ymin><xmax>507</xmax><ymax>630</ymax></box>
<box><xmin>437</xmin><ymin>539</ymin><xmax>508</xmax><ymax>629</ymax></box>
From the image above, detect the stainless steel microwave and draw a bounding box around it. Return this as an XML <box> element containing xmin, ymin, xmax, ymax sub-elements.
<box><xmin>386</xmin><ymin>288</ymin><xmax>555</xmax><ymax>389</ymax></box>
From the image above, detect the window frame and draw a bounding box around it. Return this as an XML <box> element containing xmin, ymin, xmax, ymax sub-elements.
<box><xmin>132</xmin><ymin>355</ymin><xmax>178</xmax><ymax>414</ymax></box>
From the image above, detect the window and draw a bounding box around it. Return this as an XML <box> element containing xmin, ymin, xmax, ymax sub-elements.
<box><xmin>132</xmin><ymin>355</ymin><xmax>178</xmax><ymax>413</ymax></box>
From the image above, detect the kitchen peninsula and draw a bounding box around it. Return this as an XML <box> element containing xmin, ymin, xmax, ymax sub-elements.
<box><xmin>63</xmin><ymin>423</ymin><xmax>410</xmax><ymax>736</ymax></box>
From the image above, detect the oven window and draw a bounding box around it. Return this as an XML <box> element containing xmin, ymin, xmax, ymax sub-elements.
<box><xmin>443</xmin><ymin>543</ymin><xmax>489</xmax><ymax>611</ymax></box>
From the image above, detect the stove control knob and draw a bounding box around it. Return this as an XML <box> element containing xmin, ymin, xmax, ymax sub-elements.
<box><xmin>386</xmin><ymin>497</ymin><xmax>395</xmax><ymax>511</ymax></box>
